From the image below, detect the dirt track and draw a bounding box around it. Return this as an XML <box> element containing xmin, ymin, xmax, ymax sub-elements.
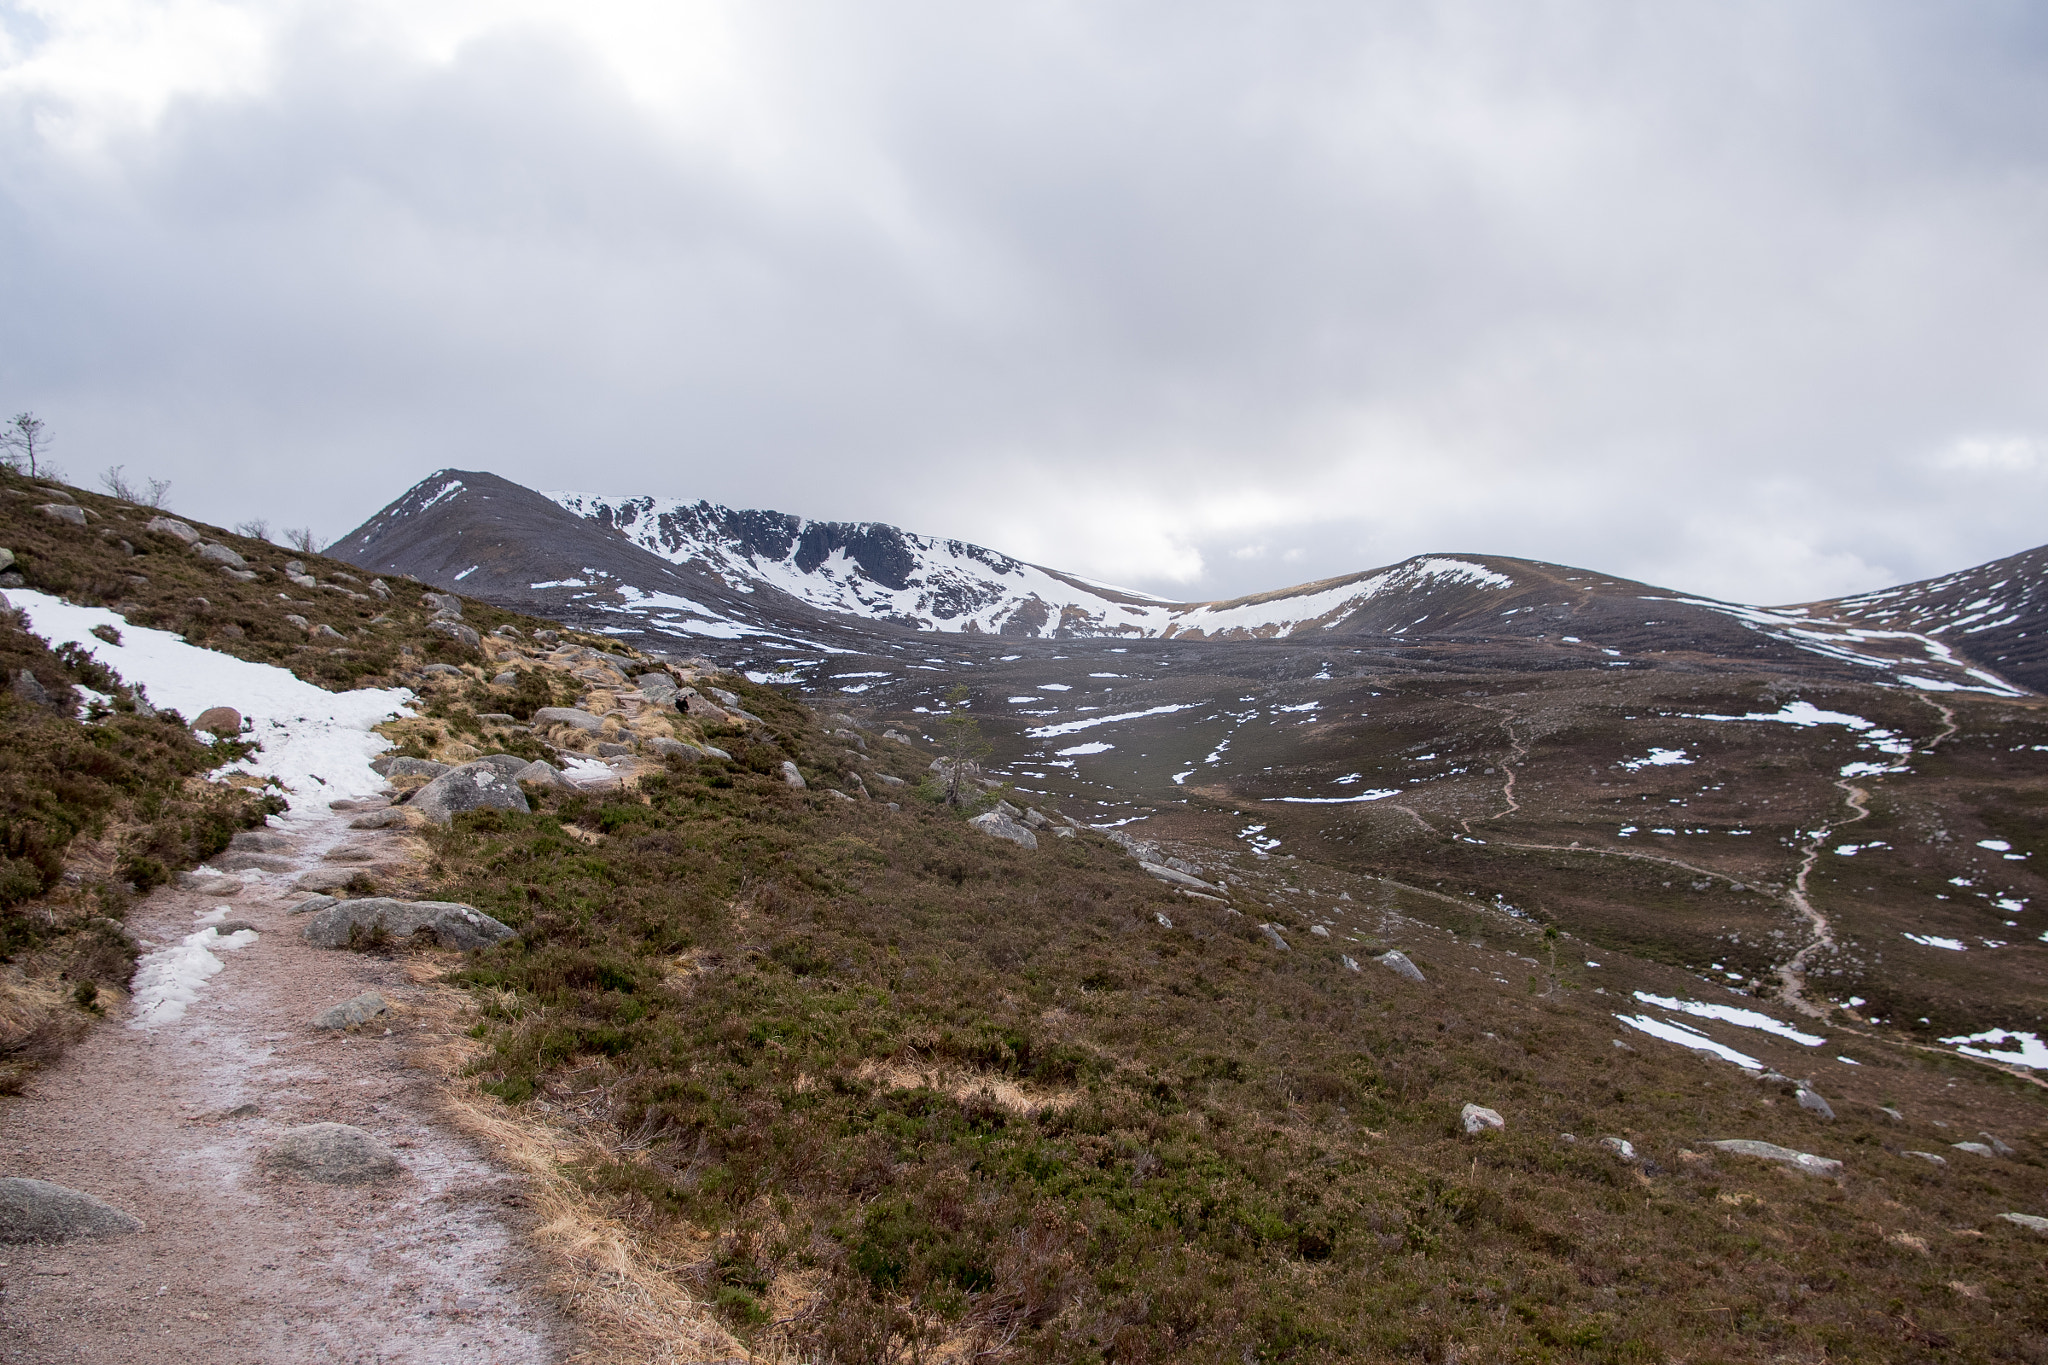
<box><xmin>0</xmin><ymin>803</ymin><xmax>564</xmax><ymax>1363</ymax></box>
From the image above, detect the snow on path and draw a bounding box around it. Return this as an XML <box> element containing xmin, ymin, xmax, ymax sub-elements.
<box><xmin>11</xmin><ymin>590</ymin><xmax>413</xmax><ymax>812</ymax></box>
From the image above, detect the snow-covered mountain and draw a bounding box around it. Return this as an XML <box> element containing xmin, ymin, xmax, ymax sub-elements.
<box><xmin>547</xmin><ymin>489</ymin><xmax>1532</xmax><ymax>641</ymax></box>
<box><xmin>1798</xmin><ymin>543</ymin><xmax>2048</xmax><ymax>694</ymax></box>
<box><xmin>327</xmin><ymin>471</ymin><xmax>2040</xmax><ymax>695</ymax></box>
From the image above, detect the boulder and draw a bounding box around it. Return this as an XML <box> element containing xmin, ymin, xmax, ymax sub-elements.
<box><xmin>1341</xmin><ymin>955</ymin><xmax>1361</xmax><ymax>971</ymax></box>
<box><xmin>514</xmin><ymin>759</ymin><xmax>574</xmax><ymax>791</ymax></box>
<box><xmin>288</xmin><ymin>894</ymin><xmax>338</xmax><ymax>916</ymax></box>
<box><xmin>646</xmin><ymin>737</ymin><xmax>701</xmax><ymax>760</ymax></box>
<box><xmin>681</xmin><ymin>694</ymin><xmax>731</xmax><ymax>723</ymax></box>
<box><xmin>409</xmin><ymin>761</ymin><xmax>531</xmax><ymax>825</ymax></box>
<box><xmin>596</xmin><ymin>741</ymin><xmax>635</xmax><ymax>757</ymax></box>
<box><xmin>421</xmin><ymin>592</ymin><xmax>463</xmax><ymax>619</ymax></box>
<box><xmin>1905</xmin><ymin>1151</ymin><xmax>1948</xmax><ymax>1166</ymax></box>
<box><xmin>700</xmin><ymin>744</ymin><xmax>733</xmax><ymax>761</ymax></box>
<box><xmin>0</xmin><ymin>1178</ymin><xmax>143</xmax><ymax>1243</ymax></box>
<box><xmin>311</xmin><ymin>991</ymin><xmax>389</xmax><ymax>1029</ymax></box>
<box><xmin>1139</xmin><ymin>861</ymin><xmax>1223</xmax><ymax>894</ymax></box>
<box><xmin>193</xmin><ymin>541</ymin><xmax>243</xmax><ymax>566</ymax></box>
<box><xmin>2000</xmin><ymin>1212</ymin><xmax>2048</xmax><ymax>1233</ymax></box>
<box><xmin>470</xmin><ymin>753</ymin><xmax>534</xmax><ymax>778</ymax></box>
<box><xmin>874</xmin><ymin>773</ymin><xmax>905</xmax><ymax>787</ymax></box>
<box><xmin>11</xmin><ymin>670</ymin><xmax>54</xmax><ymax>709</ymax></box>
<box><xmin>417</xmin><ymin>663</ymin><xmax>465</xmax><ymax>678</ymax></box>
<box><xmin>292</xmin><ymin>866</ymin><xmax>369</xmax><ymax>893</ymax></box>
<box><xmin>229</xmin><ymin>829</ymin><xmax>289</xmax><ymax>852</ymax></box>
<box><xmin>1980</xmin><ymin>1132</ymin><xmax>2018</xmax><ymax>1158</ymax></box>
<box><xmin>1462</xmin><ymin>1104</ymin><xmax>1505</xmax><ymax>1135</ymax></box>
<box><xmin>1601</xmin><ymin>1136</ymin><xmax>1637</xmax><ymax>1161</ymax></box>
<box><xmin>1259</xmin><ymin>923</ymin><xmax>1291</xmax><ymax>951</ymax></box>
<box><xmin>175</xmin><ymin>871</ymin><xmax>244</xmax><ymax>896</ymax></box>
<box><xmin>1796</xmin><ymin>1086</ymin><xmax>1836</xmax><ymax>1120</ymax></box>
<box><xmin>377</xmin><ymin>757</ymin><xmax>450</xmax><ymax>779</ymax></box>
<box><xmin>310</xmin><ymin>623</ymin><xmax>345</xmax><ymax>640</ymax></box>
<box><xmin>882</xmin><ymin>730</ymin><xmax>913</xmax><ymax>744</ymax></box>
<box><xmin>368</xmin><ymin>579</ymin><xmax>391</xmax><ymax>599</ymax></box>
<box><xmin>302</xmin><ymin>897</ymin><xmax>515</xmax><ymax>951</ymax></box>
<box><xmin>192</xmin><ymin>706</ymin><xmax>242</xmax><ymax>737</ymax></box>
<box><xmin>0</xmin><ymin>548</ymin><xmax>15</xmax><ymax>573</ymax></box>
<box><xmin>37</xmin><ymin>503</ymin><xmax>87</xmax><ymax>527</ymax></box>
<box><xmin>142</xmin><ymin>516</ymin><xmax>197</xmax><ymax>543</ymax></box>
<box><xmin>1952</xmin><ymin>1141</ymin><xmax>1997</xmax><ymax>1158</ymax></box>
<box><xmin>1374</xmin><ymin>950</ymin><xmax>1427</xmax><ymax>983</ymax></box>
<box><xmin>267</xmin><ymin>1123</ymin><xmax>402</xmax><ymax>1184</ymax></box>
<box><xmin>780</xmin><ymin>760</ymin><xmax>807</xmax><ymax>789</ymax></box>
<box><xmin>492</xmin><ymin>625</ymin><xmax>523</xmax><ymax>638</ymax></box>
<box><xmin>969</xmin><ymin>810</ymin><xmax>1039</xmax><ymax>849</ymax></box>
<box><xmin>221</xmin><ymin>568</ymin><xmax>258</xmax><ymax>583</ymax></box>
<box><xmin>532</xmin><ymin>706</ymin><xmax>603</xmax><ymax>735</ymax></box>
<box><xmin>322</xmin><ymin>841</ymin><xmax>384</xmax><ymax>864</ymax></box>
<box><xmin>1309</xmin><ymin>925</ymin><xmax>1330</xmax><ymax>938</ymax></box>
<box><xmin>428</xmin><ymin>619</ymin><xmax>481</xmax><ymax>649</ymax></box>
<box><xmin>490</xmin><ymin>670</ymin><xmax>519</xmax><ymax>686</ymax></box>
<box><xmin>1709</xmin><ymin>1139</ymin><xmax>1842</xmax><ymax>1175</ymax></box>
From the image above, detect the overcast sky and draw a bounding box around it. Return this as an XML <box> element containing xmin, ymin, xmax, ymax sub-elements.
<box><xmin>4</xmin><ymin>2</ymin><xmax>2047</xmax><ymax>604</ymax></box>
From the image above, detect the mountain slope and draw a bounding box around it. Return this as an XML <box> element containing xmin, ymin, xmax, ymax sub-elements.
<box><xmin>325</xmin><ymin>470</ymin><xmax>916</xmax><ymax>656</ymax></box>
<box><xmin>328</xmin><ymin>471</ymin><xmax>2035</xmax><ymax>695</ymax></box>
<box><xmin>1799</xmin><ymin>541</ymin><xmax>2048</xmax><ymax>694</ymax></box>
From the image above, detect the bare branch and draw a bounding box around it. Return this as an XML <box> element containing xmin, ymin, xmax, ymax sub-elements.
<box><xmin>143</xmin><ymin>476</ymin><xmax>172</xmax><ymax>509</ymax></box>
<box><xmin>284</xmin><ymin>526</ymin><xmax>320</xmax><ymax>553</ymax></box>
<box><xmin>233</xmin><ymin>517</ymin><xmax>270</xmax><ymax>541</ymax></box>
<box><xmin>100</xmin><ymin>464</ymin><xmax>138</xmax><ymax>501</ymax></box>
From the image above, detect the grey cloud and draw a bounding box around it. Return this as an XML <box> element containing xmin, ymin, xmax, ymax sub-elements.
<box><xmin>2</xmin><ymin>1</ymin><xmax>2046</xmax><ymax>606</ymax></box>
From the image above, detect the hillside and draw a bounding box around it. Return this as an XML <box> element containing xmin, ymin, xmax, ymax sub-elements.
<box><xmin>1803</xmin><ymin>541</ymin><xmax>2048</xmax><ymax>695</ymax></box>
<box><xmin>4</xmin><ymin>464</ymin><xmax>2045</xmax><ymax>1363</ymax></box>
<box><xmin>336</xmin><ymin>471</ymin><xmax>2037</xmax><ymax>700</ymax></box>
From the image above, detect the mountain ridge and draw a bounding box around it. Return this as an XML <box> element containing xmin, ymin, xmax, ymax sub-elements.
<box><xmin>327</xmin><ymin>469</ymin><xmax>2041</xmax><ymax>695</ymax></box>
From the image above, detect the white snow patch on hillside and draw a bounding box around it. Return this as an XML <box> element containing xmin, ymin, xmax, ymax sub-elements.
<box><xmin>1614</xmin><ymin>1014</ymin><xmax>1762</xmax><ymax>1069</ymax></box>
<box><xmin>11</xmin><ymin>590</ymin><xmax>412</xmax><ymax>808</ymax></box>
<box><xmin>1631</xmin><ymin>992</ymin><xmax>1824</xmax><ymax>1046</ymax></box>
<box><xmin>1941</xmin><ymin>1029</ymin><xmax>2048</xmax><ymax>1069</ymax></box>
<box><xmin>1027</xmin><ymin>703</ymin><xmax>1206</xmax><ymax>738</ymax></box>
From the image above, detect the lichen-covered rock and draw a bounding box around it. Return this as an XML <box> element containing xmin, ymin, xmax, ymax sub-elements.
<box><xmin>1796</xmin><ymin>1086</ymin><xmax>1835</xmax><ymax>1120</ymax></box>
<box><xmin>375</xmin><ymin>756</ymin><xmax>450</xmax><ymax>779</ymax></box>
<box><xmin>145</xmin><ymin>516</ymin><xmax>200</xmax><ymax>544</ymax></box>
<box><xmin>191</xmin><ymin>541</ymin><xmax>245</xmax><ymax>566</ymax></box>
<box><xmin>1374</xmin><ymin>950</ymin><xmax>1426</xmax><ymax>983</ymax></box>
<box><xmin>1259</xmin><ymin>923</ymin><xmax>1291</xmax><ymax>951</ymax></box>
<box><xmin>408</xmin><ymin>760</ymin><xmax>530</xmax><ymax>825</ymax></box>
<box><xmin>302</xmin><ymin>897</ymin><xmax>515</xmax><ymax>951</ymax></box>
<box><xmin>267</xmin><ymin>1123</ymin><xmax>401</xmax><ymax>1184</ymax></box>
<box><xmin>532</xmin><ymin>706</ymin><xmax>603</xmax><ymax>734</ymax></box>
<box><xmin>0</xmin><ymin>1178</ymin><xmax>142</xmax><ymax>1243</ymax></box>
<box><xmin>969</xmin><ymin>810</ymin><xmax>1038</xmax><ymax>849</ymax></box>
<box><xmin>1462</xmin><ymin>1104</ymin><xmax>1505</xmax><ymax>1135</ymax></box>
<box><xmin>312</xmin><ymin>991</ymin><xmax>388</xmax><ymax>1029</ymax></box>
<box><xmin>1710</xmin><ymin>1139</ymin><xmax>1841</xmax><ymax>1175</ymax></box>
<box><xmin>37</xmin><ymin>503</ymin><xmax>86</xmax><ymax>526</ymax></box>
<box><xmin>780</xmin><ymin>760</ymin><xmax>807</xmax><ymax>789</ymax></box>
<box><xmin>428</xmin><ymin>619</ymin><xmax>481</xmax><ymax>649</ymax></box>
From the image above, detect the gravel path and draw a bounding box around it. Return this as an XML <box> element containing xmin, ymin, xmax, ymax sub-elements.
<box><xmin>0</xmin><ymin>802</ymin><xmax>564</xmax><ymax>1363</ymax></box>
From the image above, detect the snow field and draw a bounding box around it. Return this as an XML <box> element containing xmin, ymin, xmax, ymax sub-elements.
<box><xmin>11</xmin><ymin>591</ymin><xmax>413</xmax><ymax>812</ymax></box>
